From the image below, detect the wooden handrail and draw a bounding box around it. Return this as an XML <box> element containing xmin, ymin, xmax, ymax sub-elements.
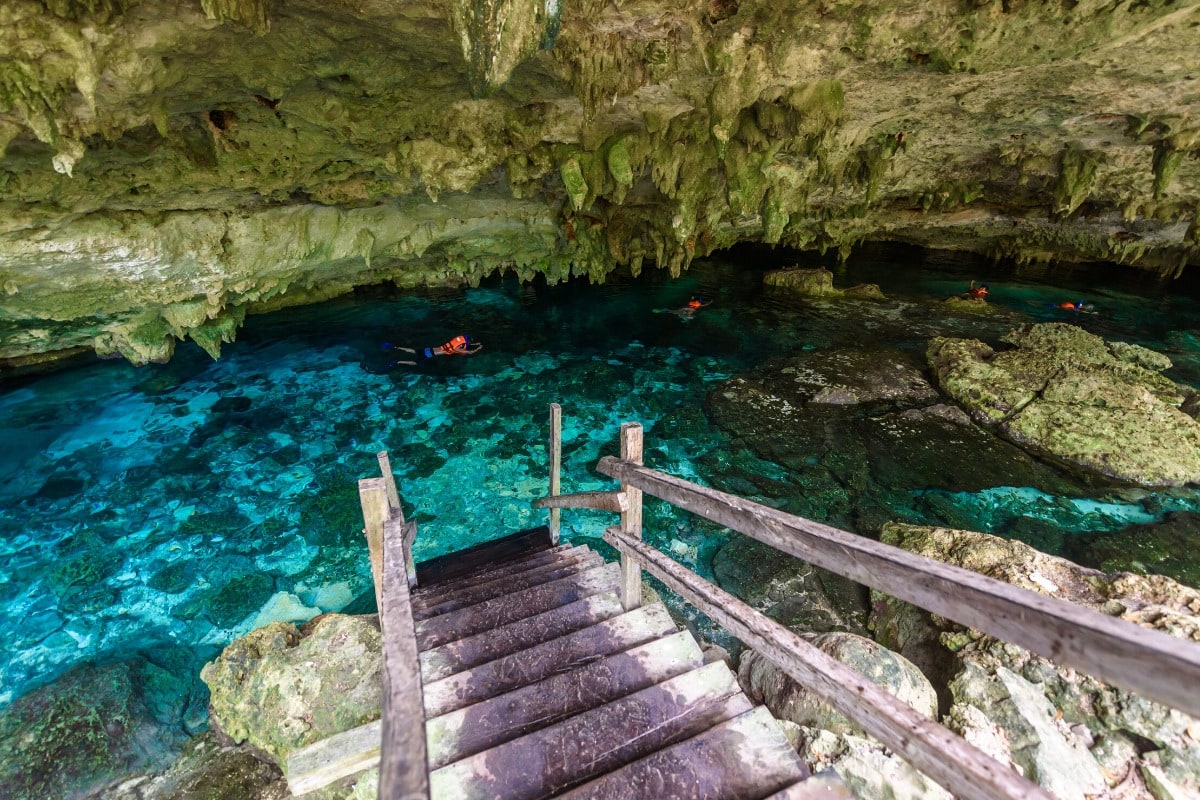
<box><xmin>603</xmin><ymin>525</ymin><xmax>1055</xmax><ymax>800</ymax></box>
<box><xmin>548</xmin><ymin>403</ymin><xmax>562</xmax><ymax>544</ymax></box>
<box><xmin>532</xmin><ymin>490</ymin><xmax>628</xmax><ymax>512</ymax></box>
<box><xmin>596</xmin><ymin>455</ymin><xmax>1200</xmax><ymax>720</ymax></box>
<box><xmin>379</xmin><ymin>515</ymin><xmax>429</xmax><ymax>800</ymax></box>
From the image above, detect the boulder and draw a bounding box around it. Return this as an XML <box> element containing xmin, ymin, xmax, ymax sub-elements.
<box><xmin>200</xmin><ymin>615</ymin><xmax>383</xmax><ymax>769</ymax></box>
<box><xmin>0</xmin><ymin>659</ymin><xmax>187</xmax><ymax>799</ymax></box>
<box><xmin>737</xmin><ymin>632</ymin><xmax>937</xmax><ymax>737</ymax></box>
<box><xmin>763</xmin><ymin>267</ymin><xmax>885</xmax><ymax>300</ymax></box>
<box><xmin>873</xmin><ymin>523</ymin><xmax>1200</xmax><ymax>800</ymax></box>
<box><xmin>927</xmin><ymin>322</ymin><xmax>1200</xmax><ymax>486</ymax></box>
<box><xmin>714</xmin><ymin>534</ymin><xmax>869</xmax><ymax>635</ymax></box>
<box><xmin>97</xmin><ymin>731</ymin><xmax>288</xmax><ymax>800</ymax></box>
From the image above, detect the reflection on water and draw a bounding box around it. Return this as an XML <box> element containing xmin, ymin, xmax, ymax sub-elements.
<box><xmin>2</xmin><ymin>243</ymin><xmax>1200</xmax><ymax>718</ymax></box>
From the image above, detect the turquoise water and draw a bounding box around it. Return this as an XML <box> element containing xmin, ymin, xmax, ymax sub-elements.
<box><xmin>4</xmin><ymin>242</ymin><xmax>1200</xmax><ymax>721</ymax></box>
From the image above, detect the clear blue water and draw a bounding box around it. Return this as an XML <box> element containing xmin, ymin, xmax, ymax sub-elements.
<box><xmin>4</xmin><ymin>242</ymin><xmax>1200</xmax><ymax>719</ymax></box>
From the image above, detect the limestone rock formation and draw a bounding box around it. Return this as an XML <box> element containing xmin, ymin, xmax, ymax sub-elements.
<box><xmin>928</xmin><ymin>322</ymin><xmax>1200</xmax><ymax>486</ymax></box>
<box><xmin>200</xmin><ymin>615</ymin><xmax>383</xmax><ymax>768</ymax></box>
<box><xmin>872</xmin><ymin>523</ymin><xmax>1200</xmax><ymax>800</ymax></box>
<box><xmin>2</xmin><ymin>0</ymin><xmax>1199</xmax><ymax>367</ymax></box>
<box><xmin>738</xmin><ymin>633</ymin><xmax>938</xmax><ymax>736</ymax></box>
<box><xmin>762</xmin><ymin>267</ymin><xmax>884</xmax><ymax>300</ymax></box>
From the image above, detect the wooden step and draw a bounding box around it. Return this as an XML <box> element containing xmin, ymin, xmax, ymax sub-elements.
<box><xmin>420</xmin><ymin>591</ymin><xmax>625</xmax><ymax>682</ymax></box>
<box><xmin>428</xmin><ymin>660</ymin><xmax>752</xmax><ymax>800</ymax></box>
<box><xmin>415</xmin><ymin>563</ymin><xmax>620</xmax><ymax>649</ymax></box>
<box><xmin>426</xmin><ymin>630</ymin><xmax>705</xmax><ymax>769</ymax></box>
<box><xmin>554</xmin><ymin>706</ymin><xmax>810</xmax><ymax>800</ymax></box>
<box><xmin>414</xmin><ymin>525</ymin><xmax>555</xmax><ymax>587</ymax></box>
<box><xmin>412</xmin><ymin>545</ymin><xmax>591</xmax><ymax>608</ymax></box>
<box><xmin>422</xmin><ymin>602</ymin><xmax>679</xmax><ymax>717</ymax></box>
<box><xmin>412</xmin><ymin>550</ymin><xmax>603</xmax><ymax>620</ymax></box>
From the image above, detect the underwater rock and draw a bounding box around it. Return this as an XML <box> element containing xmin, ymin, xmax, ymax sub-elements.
<box><xmin>0</xmin><ymin>659</ymin><xmax>188</xmax><ymax>800</ymax></box>
<box><xmin>1063</xmin><ymin>511</ymin><xmax>1200</xmax><ymax>590</ymax></box>
<box><xmin>928</xmin><ymin>322</ymin><xmax>1200</xmax><ymax>486</ymax></box>
<box><xmin>738</xmin><ymin>632</ymin><xmax>937</xmax><ymax>736</ymax></box>
<box><xmin>714</xmin><ymin>534</ymin><xmax>869</xmax><ymax>635</ymax></box>
<box><xmin>873</xmin><ymin>523</ymin><xmax>1200</xmax><ymax>800</ymax></box>
<box><xmin>201</xmin><ymin>615</ymin><xmax>382</xmax><ymax>768</ymax></box>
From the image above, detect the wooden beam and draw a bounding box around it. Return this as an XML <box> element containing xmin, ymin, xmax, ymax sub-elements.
<box><xmin>399</xmin><ymin>518</ymin><xmax>418</xmax><ymax>589</ymax></box>
<box><xmin>618</xmin><ymin>424</ymin><xmax>643</xmax><ymax>611</ymax></box>
<box><xmin>596</xmin><ymin>457</ymin><xmax>1200</xmax><ymax>720</ymax></box>
<box><xmin>286</xmin><ymin>720</ymin><xmax>381</xmax><ymax>795</ymax></box>
<box><xmin>549</xmin><ymin>403</ymin><xmax>562</xmax><ymax>545</ymax></box>
<box><xmin>378</xmin><ymin>504</ymin><xmax>430</xmax><ymax>800</ymax></box>
<box><xmin>532</xmin><ymin>490</ymin><xmax>628</xmax><ymax>512</ymax></box>
<box><xmin>376</xmin><ymin>451</ymin><xmax>402</xmax><ymax>513</ymax></box>
<box><xmin>357</xmin><ymin>478</ymin><xmax>389</xmax><ymax>614</ymax></box>
<box><xmin>603</xmin><ymin>526</ymin><xmax>1054</xmax><ymax>800</ymax></box>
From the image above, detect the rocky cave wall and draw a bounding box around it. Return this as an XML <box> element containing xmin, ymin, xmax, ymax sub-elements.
<box><xmin>1</xmin><ymin>0</ymin><xmax>1198</xmax><ymax>366</ymax></box>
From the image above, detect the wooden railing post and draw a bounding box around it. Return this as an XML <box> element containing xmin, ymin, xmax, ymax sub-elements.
<box><xmin>358</xmin><ymin>477</ymin><xmax>390</xmax><ymax>614</ymax></box>
<box><xmin>377</xmin><ymin>451</ymin><xmax>401</xmax><ymax>512</ymax></box>
<box><xmin>618</xmin><ymin>422</ymin><xmax>643</xmax><ymax>610</ymax></box>
<box><xmin>549</xmin><ymin>403</ymin><xmax>562</xmax><ymax>545</ymax></box>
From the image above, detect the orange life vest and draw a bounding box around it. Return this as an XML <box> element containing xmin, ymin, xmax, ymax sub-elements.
<box><xmin>439</xmin><ymin>335</ymin><xmax>468</xmax><ymax>354</ymax></box>
<box><xmin>687</xmin><ymin>299</ymin><xmax>702</xmax><ymax>309</ymax></box>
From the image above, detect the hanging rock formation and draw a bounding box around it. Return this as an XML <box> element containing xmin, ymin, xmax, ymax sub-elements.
<box><xmin>2</xmin><ymin>0</ymin><xmax>1199</xmax><ymax>366</ymax></box>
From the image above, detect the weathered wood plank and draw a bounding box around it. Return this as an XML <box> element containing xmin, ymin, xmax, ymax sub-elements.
<box><xmin>378</xmin><ymin>495</ymin><xmax>429</xmax><ymax>800</ymax></box>
<box><xmin>596</xmin><ymin>457</ymin><xmax>1200</xmax><ymax>720</ymax></box>
<box><xmin>618</xmin><ymin>423</ymin><xmax>643</xmax><ymax>612</ymax></box>
<box><xmin>421</xmin><ymin>602</ymin><xmax>677</xmax><ymax>717</ymax></box>
<box><xmin>426</xmin><ymin>630</ymin><xmax>703</xmax><ymax>769</ymax></box>
<box><xmin>411</xmin><ymin>545</ymin><xmax>593</xmax><ymax>610</ymax></box>
<box><xmin>414</xmin><ymin>525</ymin><xmax>554</xmax><ymax>587</ymax></box>
<box><xmin>428</xmin><ymin>660</ymin><xmax>751</xmax><ymax>800</ymax></box>
<box><xmin>554</xmin><ymin>706</ymin><xmax>808</xmax><ymax>800</ymax></box>
<box><xmin>357</xmin><ymin>478</ymin><xmax>390</xmax><ymax>614</ymax></box>
<box><xmin>376</xmin><ymin>451</ymin><xmax>402</xmax><ymax>512</ymax></box>
<box><xmin>412</xmin><ymin>553</ymin><xmax>603</xmax><ymax>621</ymax></box>
<box><xmin>420</xmin><ymin>591</ymin><xmax>625</xmax><ymax>683</ymax></box>
<box><xmin>604</xmin><ymin>525</ymin><xmax>1054</xmax><ymax>800</ymax></box>
<box><xmin>532</xmin><ymin>490</ymin><xmax>628</xmax><ymax>512</ymax></box>
<box><xmin>286</xmin><ymin>719</ymin><xmax>382</xmax><ymax>796</ymax></box>
<box><xmin>549</xmin><ymin>402</ymin><xmax>561</xmax><ymax>544</ymax></box>
<box><xmin>415</xmin><ymin>563</ymin><xmax>620</xmax><ymax>649</ymax></box>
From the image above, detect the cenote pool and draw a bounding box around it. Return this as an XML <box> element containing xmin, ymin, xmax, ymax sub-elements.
<box><xmin>3</xmin><ymin>243</ymin><xmax>1200</xmax><ymax>745</ymax></box>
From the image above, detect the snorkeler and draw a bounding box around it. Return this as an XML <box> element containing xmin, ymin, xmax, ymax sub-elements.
<box><xmin>1052</xmin><ymin>300</ymin><xmax>1096</xmax><ymax>313</ymax></box>
<box><xmin>383</xmin><ymin>334</ymin><xmax>482</xmax><ymax>366</ymax></box>
<box><xmin>964</xmin><ymin>281</ymin><xmax>989</xmax><ymax>299</ymax></box>
<box><xmin>657</xmin><ymin>295</ymin><xmax>712</xmax><ymax>319</ymax></box>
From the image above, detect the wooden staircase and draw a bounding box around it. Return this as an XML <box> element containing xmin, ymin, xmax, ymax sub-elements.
<box><xmin>406</xmin><ymin>529</ymin><xmax>839</xmax><ymax>800</ymax></box>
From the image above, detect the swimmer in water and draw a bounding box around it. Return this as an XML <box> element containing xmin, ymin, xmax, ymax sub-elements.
<box><xmin>383</xmin><ymin>334</ymin><xmax>482</xmax><ymax>366</ymax></box>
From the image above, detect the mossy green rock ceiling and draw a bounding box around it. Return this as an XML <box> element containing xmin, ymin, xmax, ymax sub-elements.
<box><xmin>2</xmin><ymin>0</ymin><xmax>1200</xmax><ymax>365</ymax></box>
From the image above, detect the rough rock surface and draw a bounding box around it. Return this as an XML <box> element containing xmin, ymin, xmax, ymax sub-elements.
<box><xmin>738</xmin><ymin>633</ymin><xmax>937</xmax><ymax>736</ymax></box>
<box><xmin>714</xmin><ymin>533</ymin><xmax>870</xmax><ymax>635</ymax></box>
<box><xmin>928</xmin><ymin>322</ymin><xmax>1200</xmax><ymax>486</ymax></box>
<box><xmin>762</xmin><ymin>267</ymin><xmax>885</xmax><ymax>300</ymax></box>
<box><xmin>872</xmin><ymin>523</ymin><xmax>1200</xmax><ymax>800</ymax></box>
<box><xmin>97</xmin><ymin>732</ymin><xmax>289</xmax><ymax>800</ymax></box>
<box><xmin>2</xmin><ymin>1</ymin><xmax>1199</xmax><ymax>367</ymax></box>
<box><xmin>200</xmin><ymin>614</ymin><xmax>383</xmax><ymax>768</ymax></box>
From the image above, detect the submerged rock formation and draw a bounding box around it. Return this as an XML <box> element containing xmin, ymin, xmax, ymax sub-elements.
<box><xmin>928</xmin><ymin>322</ymin><xmax>1200</xmax><ymax>486</ymax></box>
<box><xmin>2</xmin><ymin>0</ymin><xmax>1199</xmax><ymax>367</ymax></box>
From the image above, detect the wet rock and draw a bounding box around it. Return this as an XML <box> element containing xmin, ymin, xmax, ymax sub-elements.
<box><xmin>201</xmin><ymin>615</ymin><xmax>382</xmax><ymax>768</ymax></box>
<box><xmin>0</xmin><ymin>660</ymin><xmax>187</xmax><ymax>800</ymax></box>
<box><xmin>873</xmin><ymin>523</ymin><xmax>1200</xmax><ymax>800</ymax></box>
<box><xmin>714</xmin><ymin>533</ymin><xmax>869</xmax><ymax>635</ymax></box>
<box><xmin>1063</xmin><ymin>511</ymin><xmax>1200</xmax><ymax>590</ymax></box>
<box><xmin>738</xmin><ymin>632</ymin><xmax>937</xmax><ymax>736</ymax></box>
<box><xmin>96</xmin><ymin>731</ymin><xmax>289</xmax><ymax>800</ymax></box>
<box><xmin>928</xmin><ymin>323</ymin><xmax>1200</xmax><ymax>486</ymax></box>
<box><xmin>763</xmin><ymin>267</ymin><xmax>886</xmax><ymax>300</ymax></box>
